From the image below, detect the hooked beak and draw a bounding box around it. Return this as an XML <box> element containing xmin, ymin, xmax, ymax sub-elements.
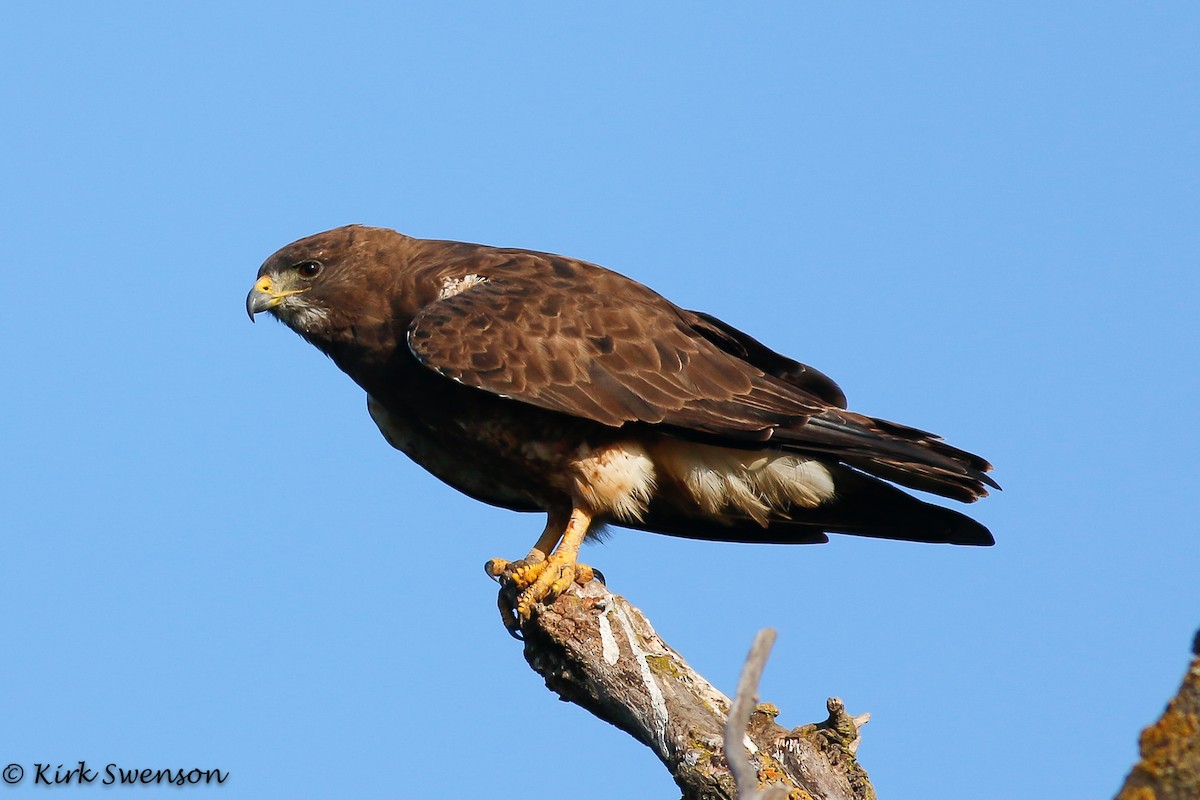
<box><xmin>246</xmin><ymin>275</ymin><xmax>307</xmax><ymax>322</ymax></box>
<box><xmin>246</xmin><ymin>276</ymin><xmax>276</xmax><ymax>321</ymax></box>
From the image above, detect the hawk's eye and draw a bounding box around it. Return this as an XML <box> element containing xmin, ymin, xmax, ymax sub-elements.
<box><xmin>296</xmin><ymin>260</ymin><xmax>322</xmax><ymax>278</ymax></box>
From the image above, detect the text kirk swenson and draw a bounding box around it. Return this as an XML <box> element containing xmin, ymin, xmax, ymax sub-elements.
<box><xmin>2</xmin><ymin>761</ymin><xmax>228</xmax><ymax>787</ymax></box>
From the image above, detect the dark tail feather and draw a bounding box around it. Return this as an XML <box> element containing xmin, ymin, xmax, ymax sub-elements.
<box><xmin>630</xmin><ymin>467</ymin><xmax>993</xmax><ymax>547</ymax></box>
<box><xmin>805</xmin><ymin>467</ymin><xmax>994</xmax><ymax>545</ymax></box>
<box><xmin>626</xmin><ymin>506</ymin><xmax>832</xmax><ymax>545</ymax></box>
<box><xmin>780</xmin><ymin>410</ymin><xmax>998</xmax><ymax>503</ymax></box>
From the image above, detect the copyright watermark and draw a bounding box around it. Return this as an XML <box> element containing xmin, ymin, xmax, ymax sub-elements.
<box><xmin>1</xmin><ymin>761</ymin><xmax>228</xmax><ymax>787</ymax></box>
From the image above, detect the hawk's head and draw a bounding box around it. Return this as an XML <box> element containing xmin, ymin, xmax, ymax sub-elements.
<box><xmin>246</xmin><ymin>225</ymin><xmax>406</xmax><ymax>343</ymax></box>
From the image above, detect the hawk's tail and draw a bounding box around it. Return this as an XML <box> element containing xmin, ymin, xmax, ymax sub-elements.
<box><xmin>632</xmin><ymin>465</ymin><xmax>993</xmax><ymax>546</ymax></box>
<box><xmin>780</xmin><ymin>409</ymin><xmax>998</xmax><ymax>504</ymax></box>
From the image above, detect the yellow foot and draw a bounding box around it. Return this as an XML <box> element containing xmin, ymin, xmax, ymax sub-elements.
<box><xmin>484</xmin><ymin>555</ymin><xmax>548</xmax><ymax>589</ymax></box>
<box><xmin>514</xmin><ymin>556</ymin><xmax>596</xmax><ymax>621</ymax></box>
<box><xmin>486</xmin><ymin>555</ymin><xmax>598</xmax><ymax>636</ymax></box>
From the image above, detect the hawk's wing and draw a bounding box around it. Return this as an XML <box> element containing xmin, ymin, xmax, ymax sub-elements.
<box><xmin>406</xmin><ymin>267</ymin><xmax>831</xmax><ymax>442</ymax></box>
<box><xmin>406</xmin><ymin>255</ymin><xmax>994</xmax><ymax>501</ymax></box>
<box><xmin>681</xmin><ymin>309</ymin><xmax>848</xmax><ymax>409</ymax></box>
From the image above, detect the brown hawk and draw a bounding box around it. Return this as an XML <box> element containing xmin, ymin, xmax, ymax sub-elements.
<box><xmin>247</xmin><ymin>225</ymin><xmax>996</xmax><ymax>626</ymax></box>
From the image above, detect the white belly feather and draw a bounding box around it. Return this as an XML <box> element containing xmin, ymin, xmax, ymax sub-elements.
<box><xmin>649</xmin><ymin>439</ymin><xmax>835</xmax><ymax>524</ymax></box>
<box><xmin>569</xmin><ymin>438</ymin><xmax>835</xmax><ymax>525</ymax></box>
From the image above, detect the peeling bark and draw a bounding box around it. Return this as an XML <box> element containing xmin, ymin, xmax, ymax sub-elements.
<box><xmin>1115</xmin><ymin>630</ymin><xmax>1200</xmax><ymax>800</ymax></box>
<box><xmin>509</xmin><ymin>579</ymin><xmax>875</xmax><ymax>800</ymax></box>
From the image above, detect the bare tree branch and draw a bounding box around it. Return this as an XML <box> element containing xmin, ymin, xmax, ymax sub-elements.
<box><xmin>507</xmin><ymin>578</ymin><xmax>875</xmax><ymax>800</ymax></box>
<box><xmin>724</xmin><ymin>629</ymin><xmax>790</xmax><ymax>800</ymax></box>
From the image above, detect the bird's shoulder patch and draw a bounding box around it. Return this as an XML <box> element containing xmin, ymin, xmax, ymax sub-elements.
<box><xmin>437</xmin><ymin>273</ymin><xmax>489</xmax><ymax>300</ymax></box>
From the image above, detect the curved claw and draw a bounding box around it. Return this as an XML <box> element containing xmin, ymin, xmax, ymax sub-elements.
<box><xmin>484</xmin><ymin>558</ymin><xmax>510</xmax><ymax>582</ymax></box>
<box><xmin>484</xmin><ymin>555</ymin><xmax>549</xmax><ymax>590</ymax></box>
<box><xmin>496</xmin><ymin>590</ymin><xmax>523</xmax><ymax>640</ymax></box>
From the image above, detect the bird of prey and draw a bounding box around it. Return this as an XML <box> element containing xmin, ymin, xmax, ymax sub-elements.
<box><xmin>247</xmin><ymin>225</ymin><xmax>996</xmax><ymax>626</ymax></box>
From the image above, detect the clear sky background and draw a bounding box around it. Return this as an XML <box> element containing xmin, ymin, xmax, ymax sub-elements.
<box><xmin>2</xmin><ymin>3</ymin><xmax>1197</xmax><ymax>798</ymax></box>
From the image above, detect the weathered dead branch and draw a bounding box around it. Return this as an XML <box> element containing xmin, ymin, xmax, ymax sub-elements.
<box><xmin>508</xmin><ymin>578</ymin><xmax>875</xmax><ymax>800</ymax></box>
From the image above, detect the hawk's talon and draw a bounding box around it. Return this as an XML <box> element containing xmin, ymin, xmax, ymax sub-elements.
<box><xmin>491</xmin><ymin>508</ymin><xmax>596</xmax><ymax>626</ymax></box>
<box><xmin>484</xmin><ymin>558</ymin><xmax>510</xmax><ymax>581</ymax></box>
<box><xmin>485</xmin><ymin>553</ymin><xmax>550</xmax><ymax>589</ymax></box>
<box><xmin>509</xmin><ymin>560</ymin><xmax>548</xmax><ymax>589</ymax></box>
<box><xmin>496</xmin><ymin>590</ymin><xmax>523</xmax><ymax>639</ymax></box>
<box><xmin>510</xmin><ymin>557</ymin><xmax>600</xmax><ymax>621</ymax></box>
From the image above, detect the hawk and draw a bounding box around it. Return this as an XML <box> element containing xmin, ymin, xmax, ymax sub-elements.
<box><xmin>247</xmin><ymin>225</ymin><xmax>996</xmax><ymax>626</ymax></box>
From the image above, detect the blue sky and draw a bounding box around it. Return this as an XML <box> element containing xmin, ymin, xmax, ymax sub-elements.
<box><xmin>2</xmin><ymin>3</ymin><xmax>1197</xmax><ymax>798</ymax></box>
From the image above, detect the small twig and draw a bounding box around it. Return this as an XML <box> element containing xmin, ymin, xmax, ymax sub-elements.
<box><xmin>724</xmin><ymin>629</ymin><xmax>790</xmax><ymax>800</ymax></box>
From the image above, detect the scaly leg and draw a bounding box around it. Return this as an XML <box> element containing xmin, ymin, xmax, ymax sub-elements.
<box><xmin>484</xmin><ymin>509</ymin><xmax>570</xmax><ymax>588</ymax></box>
<box><xmin>485</xmin><ymin>507</ymin><xmax>598</xmax><ymax>630</ymax></box>
<box><xmin>514</xmin><ymin>507</ymin><xmax>594</xmax><ymax>620</ymax></box>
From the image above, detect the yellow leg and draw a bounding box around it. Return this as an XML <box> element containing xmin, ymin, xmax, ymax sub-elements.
<box><xmin>529</xmin><ymin>510</ymin><xmax>570</xmax><ymax>556</ymax></box>
<box><xmin>515</xmin><ymin>507</ymin><xmax>593</xmax><ymax>620</ymax></box>
<box><xmin>487</xmin><ymin>507</ymin><xmax>600</xmax><ymax>634</ymax></box>
<box><xmin>484</xmin><ymin>509</ymin><xmax>569</xmax><ymax>588</ymax></box>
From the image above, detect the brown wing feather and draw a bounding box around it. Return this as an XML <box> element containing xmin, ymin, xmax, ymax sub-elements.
<box><xmin>406</xmin><ymin>256</ymin><xmax>829</xmax><ymax>438</ymax></box>
<box><xmin>682</xmin><ymin>310</ymin><xmax>848</xmax><ymax>408</ymax></box>
<box><xmin>405</xmin><ymin>249</ymin><xmax>995</xmax><ymax>501</ymax></box>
